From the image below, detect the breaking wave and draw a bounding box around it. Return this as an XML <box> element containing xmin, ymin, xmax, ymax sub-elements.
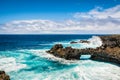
<box><xmin>69</xmin><ymin>36</ymin><xmax>103</xmax><ymax>49</ymax></box>
<box><xmin>8</xmin><ymin>50</ymin><xmax>120</xmax><ymax>80</ymax></box>
<box><xmin>0</xmin><ymin>57</ymin><xmax>27</xmax><ymax>72</ymax></box>
<box><xmin>0</xmin><ymin>35</ymin><xmax>120</xmax><ymax>80</ymax></box>
<box><xmin>88</xmin><ymin>36</ymin><xmax>102</xmax><ymax>48</ymax></box>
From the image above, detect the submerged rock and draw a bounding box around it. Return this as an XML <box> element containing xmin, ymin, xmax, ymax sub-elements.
<box><xmin>70</xmin><ymin>40</ymin><xmax>90</xmax><ymax>44</ymax></box>
<box><xmin>70</xmin><ymin>41</ymin><xmax>78</xmax><ymax>44</ymax></box>
<box><xmin>46</xmin><ymin>35</ymin><xmax>120</xmax><ymax>64</ymax></box>
<box><xmin>0</xmin><ymin>71</ymin><xmax>10</xmax><ymax>80</ymax></box>
<box><xmin>79</xmin><ymin>40</ymin><xmax>90</xmax><ymax>43</ymax></box>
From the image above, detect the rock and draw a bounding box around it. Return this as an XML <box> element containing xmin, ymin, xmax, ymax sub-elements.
<box><xmin>100</xmin><ymin>35</ymin><xmax>120</xmax><ymax>48</ymax></box>
<box><xmin>79</xmin><ymin>40</ymin><xmax>90</xmax><ymax>43</ymax></box>
<box><xmin>46</xmin><ymin>35</ymin><xmax>120</xmax><ymax>64</ymax></box>
<box><xmin>70</xmin><ymin>40</ymin><xmax>90</xmax><ymax>44</ymax></box>
<box><xmin>46</xmin><ymin>44</ymin><xmax>81</xmax><ymax>60</ymax></box>
<box><xmin>0</xmin><ymin>71</ymin><xmax>10</xmax><ymax>80</ymax></box>
<box><xmin>70</xmin><ymin>41</ymin><xmax>78</xmax><ymax>44</ymax></box>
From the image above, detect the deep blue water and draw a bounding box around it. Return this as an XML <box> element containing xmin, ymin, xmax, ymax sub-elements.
<box><xmin>0</xmin><ymin>34</ymin><xmax>120</xmax><ymax>80</ymax></box>
<box><xmin>0</xmin><ymin>34</ymin><xmax>94</xmax><ymax>50</ymax></box>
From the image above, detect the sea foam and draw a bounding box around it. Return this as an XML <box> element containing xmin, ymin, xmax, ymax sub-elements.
<box><xmin>70</xmin><ymin>36</ymin><xmax>103</xmax><ymax>49</ymax></box>
<box><xmin>0</xmin><ymin>57</ymin><xmax>27</xmax><ymax>72</ymax></box>
<box><xmin>88</xmin><ymin>36</ymin><xmax>102</xmax><ymax>48</ymax></box>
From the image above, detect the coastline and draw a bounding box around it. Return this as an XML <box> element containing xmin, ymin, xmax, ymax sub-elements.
<box><xmin>47</xmin><ymin>35</ymin><xmax>120</xmax><ymax>64</ymax></box>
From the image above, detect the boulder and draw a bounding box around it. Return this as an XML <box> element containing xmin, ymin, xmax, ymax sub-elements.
<box><xmin>79</xmin><ymin>40</ymin><xmax>90</xmax><ymax>43</ymax></box>
<box><xmin>70</xmin><ymin>41</ymin><xmax>78</xmax><ymax>44</ymax></box>
<box><xmin>46</xmin><ymin>44</ymin><xmax>81</xmax><ymax>60</ymax></box>
<box><xmin>0</xmin><ymin>71</ymin><xmax>10</xmax><ymax>80</ymax></box>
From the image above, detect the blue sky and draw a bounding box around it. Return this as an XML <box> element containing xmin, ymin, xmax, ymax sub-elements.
<box><xmin>0</xmin><ymin>0</ymin><xmax>120</xmax><ymax>34</ymax></box>
<box><xmin>0</xmin><ymin>0</ymin><xmax>120</xmax><ymax>23</ymax></box>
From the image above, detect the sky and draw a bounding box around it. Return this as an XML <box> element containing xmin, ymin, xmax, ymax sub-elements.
<box><xmin>0</xmin><ymin>0</ymin><xmax>120</xmax><ymax>34</ymax></box>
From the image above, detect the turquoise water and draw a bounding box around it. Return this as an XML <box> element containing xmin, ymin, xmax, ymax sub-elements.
<box><xmin>0</xmin><ymin>35</ymin><xmax>120</xmax><ymax>80</ymax></box>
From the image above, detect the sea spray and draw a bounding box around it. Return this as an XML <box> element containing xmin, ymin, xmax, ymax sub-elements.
<box><xmin>0</xmin><ymin>35</ymin><xmax>119</xmax><ymax>80</ymax></box>
<box><xmin>0</xmin><ymin>57</ymin><xmax>27</xmax><ymax>72</ymax></box>
<box><xmin>70</xmin><ymin>36</ymin><xmax>103</xmax><ymax>49</ymax></box>
<box><xmin>88</xmin><ymin>36</ymin><xmax>102</xmax><ymax>48</ymax></box>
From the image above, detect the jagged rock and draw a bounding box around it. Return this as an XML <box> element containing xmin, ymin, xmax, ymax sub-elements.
<box><xmin>47</xmin><ymin>44</ymin><xmax>81</xmax><ymax>60</ymax></box>
<box><xmin>79</xmin><ymin>40</ymin><xmax>90</xmax><ymax>43</ymax></box>
<box><xmin>100</xmin><ymin>35</ymin><xmax>120</xmax><ymax>48</ymax></box>
<box><xmin>70</xmin><ymin>41</ymin><xmax>78</xmax><ymax>44</ymax></box>
<box><xmin>70</xmin><ymin>40</ymin><xmax>90</xmax><ymax>44</ymax></box>
<box><xmin>46</xmin><ymin>35</ymin><xmax>120</xmax><ymax>64</ymax></box>
<box><xmin>91</xmin><ymin>47</ymin><xmax>120</xmax><ymax>64</ymax></box>
<box><xmin>0</xmin><ymin>71</ymin><xmax>10</xmax><ymax>80</ymax></box>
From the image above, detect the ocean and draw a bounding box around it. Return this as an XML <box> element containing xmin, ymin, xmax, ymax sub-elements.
<box><xmin>0</xmin><ymin>34</ymin><xmax>120</xmax><ymax>80</ymax></box>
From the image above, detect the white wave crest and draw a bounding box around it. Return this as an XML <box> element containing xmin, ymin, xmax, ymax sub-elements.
<box><xmin>88</xmin><ymin>36</ymin><xmax>102</xmax><ymax>48</ymax></box>
<box><xmin>29</xmin><ymin>49</ymin><xmax>78</xmax><ymax>64</ymax></box>
<box><xmin>71</xmin><ymin>36</ymin><xmax>103</xmax><ymax>49</ymax></box>
<box><xmin>0</xmin><ymin>57</ymin><xmax>27</xmax><ymax>72</ymax></box>
<box><xmin>13</xmin><ymin>60</ymin><xmax>120</xmax><ymax>80</ymax></box>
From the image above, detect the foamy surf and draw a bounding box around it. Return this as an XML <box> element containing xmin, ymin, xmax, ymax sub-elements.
<box><xmin>28</xmin><ymin>49</ymin><xmax>79</xmax><ymax>64</ymax></box>
<box><xmin>0</xmin><ymin>57</ymin><xmax>27</xmax><ymax>72</ymax></box>
<box><xmin>68</xmin><ymin>36</ymin><xmax>102</xmax><ymax>49</ymax></box>
<box><xmin>11</xmin><ymin>59</ymin><xmax>119</xmax><ymax>80</ymax></box>
<box><xmin>0</xmin><ymin>35</ymin><xmax>120</xmax><ymax>80</ymax></box>
<box><xmin>88</xmin><ymin>36</ymin><xmax>102</xmax><ymax>48</ymax></box>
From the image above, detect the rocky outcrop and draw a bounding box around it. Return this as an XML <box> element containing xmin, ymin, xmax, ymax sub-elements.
<box><xmin>91</xmin><ymin>47</ymin><xmax>120</xmax><ymax>64</ymax></box>
<box><xmin>91</xmin><ymin>35</ymin><xmax>120</xmax><ymax>63</ymax></box>
<box><xmin>0</xmin><ymin>71</ymin><xmax>10</xmax><ymax>80</ymax></box>
<box><xmin>46</xmin><ymin>35</ymin><xmax>120</xmax><ymax>64</ymax></box>
<box><xmin>99</xmin><ymin>35</ymin><xmax>120</xmax><ymax>48</ymax></box>
<box><xmin>70</xmin><ymin>40</ymin><xmax>90</xmax><ymax>44</ymax></box>
<box><xmin>47</xmin><ymin>44</ymin><xmax>81</xmax><ymax>60</ymax></box>
<box><xmin>70</xmin><ymin>41</ymin><xmax>78</xmax><ymax>44</ymax></box>
<box><xmin>79</xmin><ymin>40</ymin><xmax>90</xmax><ymax>43</ymax></box>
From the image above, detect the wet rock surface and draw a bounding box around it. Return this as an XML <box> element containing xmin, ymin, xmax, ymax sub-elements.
<box><xmin>79</xmin><ymin>40</ymin><xmax>90</xmax><ymax>43</ymax></box>
<box><xmin>99</xmin><ymin>35</ymin><xmax>120</xmax><ymax>48</ymax></box>
<box><xmin>70</xmin><ymin>41</ymin><xmax>78</xmax><ymax>44</ymax></box>
<box><xmin>47</xmin><ymin>35</ymin><xmax>120</xmax><ymax>64</ymax></box>
<box><xmin>70</xmin><ymin>40</ymin><xmax>90</xmax><ymax>44</ymax></box>
<box><xmin>0</xmin><ymin>71</ymin><xmax>10</xmax><ymax>80</ymax></box>
<box><xmin>47</xmin><ymin>44</ymin><xmax>81</xmax><ymax>60</ymax></box>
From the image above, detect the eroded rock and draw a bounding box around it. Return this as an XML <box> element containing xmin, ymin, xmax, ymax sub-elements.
<box><xmin>0</xmin><ymin>71</ymin><xmax>10</xmax><ymax>80</ymax></box>
<box><xmin>47</xmin><ymin>35</ymin><xmax>120</xmax><ymax>64</ymax></box>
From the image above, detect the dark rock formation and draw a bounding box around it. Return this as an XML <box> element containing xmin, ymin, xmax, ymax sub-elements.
<box><xmin>70</xmin><ymin>40</ymin><xmax>90</xmax><ymax>44</ymax></box>
<box><xmin>0</xmin><ymin>71</ymin><xmax>10</xmax><ymax>80</ymax></box>
<box><xmin>70</xmin><ymin>41</ymin><xmax>78</xmax><ymax>44</ymax></box>
<box><xmin>79</xmin><ymin>40</ymin><xmax>90</xmax><ymax>43</ymax></box>
<box><xmin>99</xmin><ymin>35</ymin><xmax>120</xmax><ymax>48</ymax></box>
<box><xmin>46</xmin><ymin>35</ymin><xmax>120</xmax><ymax>64</ymax></box>
<box><xmin>47</xmin><ymin>44</ymin><xmax>81</xmax><ymax>59</ymax></box>
<box><xmin>91</xmin><ymin>47</ymin><xmax>120</xmax><ymax>64</ymax></box>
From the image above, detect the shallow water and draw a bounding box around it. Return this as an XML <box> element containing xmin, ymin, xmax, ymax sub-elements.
<box><xmin>0</xmin><ymin>35</ymin><xmax>120</xmax><ymax>80</ymax></box>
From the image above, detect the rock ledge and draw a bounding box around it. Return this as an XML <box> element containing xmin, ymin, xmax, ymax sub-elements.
<box><xmin>46</xmin><ymin>35</ymin><xmax>120</xmax><ymax>64</ymax></box>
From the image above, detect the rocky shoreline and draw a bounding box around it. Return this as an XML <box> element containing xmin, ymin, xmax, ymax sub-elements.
<box><xmin>46</xmin><ymin>35</ymin><xmax>120</xmax><ymax>64</ymax></box>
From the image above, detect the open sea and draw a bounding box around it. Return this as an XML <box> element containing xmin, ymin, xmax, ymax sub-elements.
<box><xmin>0</xmin><ymin>34</ymin><xmax>120</xmax><ymax>80</ymax></box>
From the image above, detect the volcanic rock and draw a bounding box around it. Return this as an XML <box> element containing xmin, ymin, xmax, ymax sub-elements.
<box><xmin>47</xmin><ymin>35</ymin><xmax>120</xmax><ymax>64</ymax></box>
<box><xmin>70</xmin><ymin>41</ymin><xmax>78</xmax><ymax>44</ymax></box>
<box><xmin>0</xmin><ymin>71</ymin><xmax>10</xmax><ymax>80</ymax></box>
<box><xmin>79</xmin><ymin>40</ymin><xmax>90</xmax><ymax>43</ymax></box>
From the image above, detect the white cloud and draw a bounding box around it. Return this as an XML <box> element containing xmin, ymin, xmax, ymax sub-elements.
<box><xmin>0</xmin><ymin>5</ymin><xmax>120</xmax><ymax>34</ymax></box>
<box><xmin>74</xmin><ymin>5</ymin><xmax>120</xmax><ymax>19</ymax></box>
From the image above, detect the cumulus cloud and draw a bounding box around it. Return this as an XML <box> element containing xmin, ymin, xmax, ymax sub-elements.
<box><xmin>74</xmin><ymin>5</ymin><xmax>120</xmax><ymax>19</ymax></box>
<box><xmin>0</xmin><ymin>5</ymin><xmax>120</xmax><ymax>34</ymax></box>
